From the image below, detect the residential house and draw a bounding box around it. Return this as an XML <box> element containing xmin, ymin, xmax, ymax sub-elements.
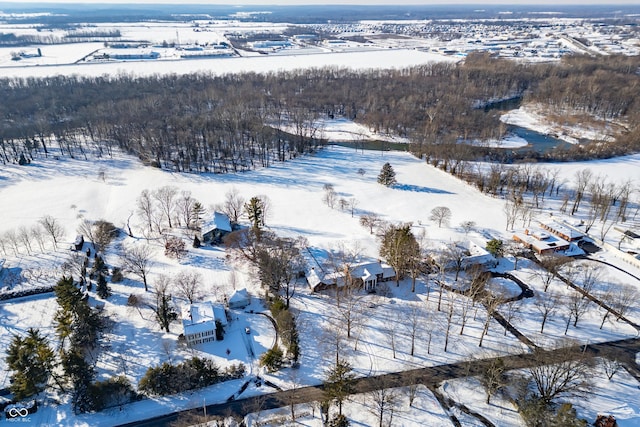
<box><xmin>182</xmin><ymin>302</ymin><xmax>228</xmax><ymax>347</ymax></box>
<box><xmin>202</xmin><ymin>212</ymin><xmax>232</xmax><ymax>244</ymax></box>
<box><xmin>513</xmin><ymin>229</ymin><xmax>571</xmax><ymax>255</ymax></box>
<box><xmin>539</xmin><ymin>220</ymin><xmax>583</xmax><ymax>242</ymax></box>
<box><xmin>432</xmin><ymin>240</ymin><xmax>497</xmax><ymax>271</ymax></box>
<box><xmin>306</xmin><ymin>261</ymin><xmax>396</xmax><ymax>292</ymax></box>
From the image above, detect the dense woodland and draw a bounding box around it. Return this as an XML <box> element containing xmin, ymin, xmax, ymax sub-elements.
<box><xmin>0</xmin><ymin>53</ymin><xmax>638</xmax><ymax>172</ymax></box>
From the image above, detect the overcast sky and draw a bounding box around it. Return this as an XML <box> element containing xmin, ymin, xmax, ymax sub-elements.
<box><xmin>10</xmin><ymin>0</ymin><xmax>640</xmax><ymax>5</ymax></box>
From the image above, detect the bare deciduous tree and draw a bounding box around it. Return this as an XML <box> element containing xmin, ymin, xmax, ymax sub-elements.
<box><xmin>359</xmin><ymin>213</ymin><xmax>381</xmax><ymax>234</ymax></box>
<box><xmin>147</xmin><ymin>275</ymin><xmax>177</xmax><ymax>333</ymax></box>
<box><xmin>174</xmin><ymin>270</ymin><xmax>203</xmax><ymax>304</ymax></box>
<box><xmin>527</xmin><ymin>344</ymin><xmax>592</xmax><ymax>405</ymax></box>
<box><xmin>368</xmin><ymin>378</ymin><xmax>399</xmax><ymax>427</ymax></box>
<box><xmin>536</xmin><ymin>291</ymin><xmax>560</xmax><ymax>334</ymax></box>
<box><xmin>222</xmin><ymin>187</ymin><xmax>245</xmax><ymax>224</ymax></box>
<box><xmin>121</xmin><ymin>244</ymin><xmax>154</xmax><ymax>292</ymax></box>
<box><xmin>429</xmin><ymin>206</ymin><xmax>452</xmax><ymax>228</ymax></box>
<box><xmin>39</xmin><ymin>215</ymin><xmax>65</xmax><ymax>249</ymax></box>
<box><xmin>153</xmin><ymin>185</ymin><xmax>178</xmax><ymax>229</ymax></box>
<box><xmin>136</xmin><ymin>189</ymin><xmax>155</xmax><ymax>236</ymax></box>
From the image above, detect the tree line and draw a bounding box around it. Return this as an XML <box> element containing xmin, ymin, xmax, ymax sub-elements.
<box><xmin>1</xmin><ymin>53</ymin><xmax>638</xmax><ymax>172</ymax></box>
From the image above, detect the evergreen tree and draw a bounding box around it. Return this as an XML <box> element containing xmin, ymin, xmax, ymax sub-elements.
<box><xmin>245</xmin><ymin>196</ymin><xmax>265</xmax><ymax>231</ymax></box>
<box><xmin>328</xmin><ymin>414</ymin><xmax>350</xmax><ymax>427</ymax></box>
<box><xmin>379</xmin><ymin>224</ymin><xmax>420</xmax><ymax>287</ymax></box>
<box><xmin>324</xmin><ymin>359</ymin><xmax>356</xmax><ymax>416</ymax></box>
<box><xmin>62</xmin><ymin>349</ymin><xmax>96</xmax><ymax>414</ymax></box>
<box><xmin>192</xmin><ymin>202</ymin><xmax>206</xmax><ymax>229</ymax></box>
<box><xmin>486</xmin><ymin>239</ymin><xmax>504</xmax><ymax>258</ymax></box>
<box><xmin>6</xmin><ymin>328</ymin><xmax>55</xmax><ymax>400</ymax></box>
<box><xmin>96</xmin><ymin>273</ymin><xmax>111</xmax><ymax>299</ymax></box>
<box><xmin>377</xmin><ymin>162</ymin><xmax>397</xmax><ymax>187</ymax></box>
<box><xmin>91</xmin><ymin>255</ymin><xmax>109</xmax><ymax>279</ymax></box>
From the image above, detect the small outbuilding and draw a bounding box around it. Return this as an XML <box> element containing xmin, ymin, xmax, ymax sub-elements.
<box><xmin>228</xmin><ymin>288</ymin><xmax>251</xmax><ymax>309</ymax></box>
<box><xmin>73</xmin><ymin>235</ymin><xmax>84</xmax><ymax>251</ymax></box>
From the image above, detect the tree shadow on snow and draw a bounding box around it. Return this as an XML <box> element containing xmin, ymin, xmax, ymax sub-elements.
<box><xmin>393</xmin><ymin>183</ymin><xmax>454</xmax><ymax>194</ymax></box>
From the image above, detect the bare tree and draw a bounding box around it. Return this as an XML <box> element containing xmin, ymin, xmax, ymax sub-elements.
<box><xmin>503</xmin><ymin>195</ymin><xmax>521</xmax><ymax>231</ymax></box>
<box><xmin>17</xmin><ymin>226</ymin><xmax>32</xmax><ymax>255</ymax></box>
<box><xmin>336</xmin><ymin>289</ymin><xmax>364</xmax><ymax>340</ymax></box>
<box><xmin>601</xmin><ymin>357</ymin><xmax>623</xmax><ymax>381</ymax></box>
<box><xmin>422</xmin><ymin>310</ymin><xmax>436</xmax><ymax>355</ymax></box>
<box><xmin>147</xmin><ymin>275</ymin><xmax>177</xmax><ymax>333</ymax></box>
<box><xmin>77</xmin><ymin>219</ymin><xmax>97</xmax><ymax>250</ymax></box>
<box><xmin>536</xmin><ymin>291</ymin><xmax>560</xmax><ymax>334</ymax></box>
<box><xmin>176</xmin><ymin>190</ymin><xmax>197</xmax><ymax>228</ymax></box>
<box><xmin>564</xmin><ymin>291</ymin><xmax>591</xmax><ymax>334</ymax></box>
<box><xmin>222</xmin><ymin>187</ymin><xmax>245</xmax><ymax>224</ymax></box>
<box><xmin>386</xmin><ymin>315</ymin><xmax>400</xmax><ymax>359</ymax></box>
<box><xmin>479</xmin><ymin>293</ymin><xmax>502</xmax><ymax>348</ymax></box>
<box><xmin>348</xmin><ymin>198</ymin><xmax>358</xmax><ymax>218</ymax></box>
<box><xmin>527</xmin><ymin>344</ymin><xmax>592</xmax><ymax>405</ymax></box>
<box><xmin>174</xmin><ymin>270</ymin><xmax>203</xmax><ymax>304</ymax></box>
<box><xmin>359</xmin><ymin>213</ymin><xmax>381</xmax><ymax>234</ymax></box>
<box><xmin>456</xmin><ymin>292</ymin><xmax>474</xmax><ymax>336</ymax></box>
<box><xmin>121</xmin><ymin>244</ymin><xmax>154</xmax><ymax>292</ymax></box>
<box><xmin>537</xmin><ymin>255</ymin><xmax>570</xmax><ymax>292</ymax></box>
<box><xmin>153</xmin><ymin>185</ymin><xmax>178</xmax><ymax>229</ymax></box>
<box><xmin>444</xmin><ymin>292</ymin><xmax>457</xmax><ymax>352</ymax></box>
<box><xmin>570</xmin><ymin>169</ymin><xmax>593</xmax><ymax>215</ymax></box>
<box><xmin>460</xmin><ymin>220</ymin><xmax>476</xmax><ymax>235</ymax></box>
<box><xmin>480</xmin><ymin>356</ymin><xmax>506</xmax><ymax>404</ymax></box>
<box><xmin>93</xmin><ymin>220</ymin><xmax>118</xmax><ymax>253</ymax></box>
<box><xmin>429</xmin><ymin>206</ymin><xmax>452</xmax><ymax>228</ymax></box>
<box><xmin>501</xmin><ymin>298</ymin><xmax>522</xmax><ymax>336</ymax></box>
<box><xmin>39</xmin><ymin>215</ymin><xmax>65</xmax><ymax>249</ymax></box>
<box><xmin>30</xmin><ymin>225</ymin><xmax>46</xmax><ymax>252</ymax></box>
<box><xmin>405</xmin><ymin>302</ymin><xmax>423</xmax><ymax>356</ymax></box>
<box><xmin>62</xmin><ymin>252</ymin><xmax>88</xmax><ymax>283</ymax></box>
<box><xmin>322</xmin><ymin>183</ymin><xmax>338</xmax><ymax>209</ymax></box>
<box><xmin>136</xmin><ymin>189</ymin><xmax>155</xmax><ymax>235</ymax></box>
<box><xmin>368</xmin><ymin>378</ymin><xmax>399</xmax><ymax>427</ymax></box>
<box><xmin>600</xmin><ymin>282</ymin><xmax>638</xmax><ymax>329</ymax></box>
<box><xmin>444</xmin><ymin>242</ymin><xmax>467</xmax><ymax>282</ymax></box>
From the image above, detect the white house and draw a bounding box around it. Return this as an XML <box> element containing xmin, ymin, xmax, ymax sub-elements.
<box><xmin>306</xmin><ymin>261</ymin><xmax>396</xmax><ymax>292</ymax></box>
<box><xmin>182</xmin><ymin>302</ymin><xmax>228</xmax><ymax>346</ymax></box>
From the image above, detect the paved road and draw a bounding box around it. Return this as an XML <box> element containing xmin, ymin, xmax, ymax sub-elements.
<box><xmin>117</xmin><ymin>336</ymin><xmax>640</xmax><ymax>427</ymax></box>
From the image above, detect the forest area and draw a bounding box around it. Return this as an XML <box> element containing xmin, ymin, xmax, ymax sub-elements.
<box><xmin>0</xmin><ymin>53</ymin><xmax>638</xmax><ymax>173</ymax></box>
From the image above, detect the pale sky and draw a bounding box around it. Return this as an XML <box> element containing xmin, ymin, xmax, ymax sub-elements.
<box><xmin>8</xmin><ymin>0</ymin><xmax>640</xmax><ymax>5</ymax></box>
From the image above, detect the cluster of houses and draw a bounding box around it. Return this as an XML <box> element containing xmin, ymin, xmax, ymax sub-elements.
<box><xmin>176</xmin><ymin>213</ymin><xmax>587</xmax><ymax>347</ymax></box>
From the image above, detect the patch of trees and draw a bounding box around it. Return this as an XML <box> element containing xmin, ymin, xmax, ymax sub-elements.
<box><xmin>2</xmin><ymin>54</ymin><xmax>636</xmax><ymax>171</ymax></box>
<box><xmin>225</xmin><ymin>223</ymin><xmax>306</xmax><ymax>308</ymax></box>
<box><xmin>138</xmin><ymin>357</ymin><xmax>245</xmax><ymax>396</ymax></box>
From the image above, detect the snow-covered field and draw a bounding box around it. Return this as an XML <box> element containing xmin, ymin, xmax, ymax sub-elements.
<box><xmin>1</xmin><ymin>141</ymin><xmax>639</xmax><ymax>426</ymax></box>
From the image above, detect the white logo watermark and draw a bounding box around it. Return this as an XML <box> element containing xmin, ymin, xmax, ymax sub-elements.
<box><xmin>6</xmin><ymin>406</ymin><xmax>31</xmax><ymax>423</ymax></box>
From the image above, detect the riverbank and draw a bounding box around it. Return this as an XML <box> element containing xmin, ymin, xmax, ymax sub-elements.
<box><xmin>500</xmin><ymin>104</ymin><xmax>619</xmax><ymax>145</ymax></box>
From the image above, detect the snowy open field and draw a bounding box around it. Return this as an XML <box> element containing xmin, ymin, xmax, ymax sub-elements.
<box><xmin>1</xmin><ymin>140</ymin><xmax>639</xmax><ymax>425</ymax></box>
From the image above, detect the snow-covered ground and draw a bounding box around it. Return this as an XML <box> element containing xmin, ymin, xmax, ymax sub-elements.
<box><xmin>1</xmin><ymin>141</ymin><xmax>639</xmax><ymax>425</ymax></box>
<box><xmin>501</xmin><ymin>104</ymin><xmax>621</xmax><ymax>145</ymax></box>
